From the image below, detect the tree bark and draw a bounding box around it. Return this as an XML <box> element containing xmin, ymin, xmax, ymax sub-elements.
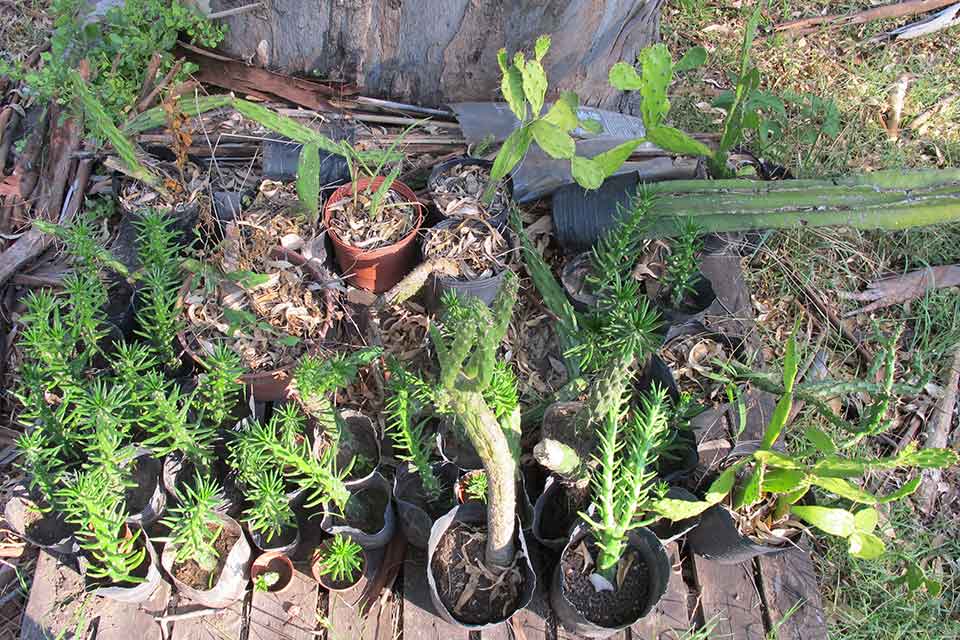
<box><xmin>211</xmin><ymin>0</ymin><xmax>663</xmax><ymax>109</ymax></box>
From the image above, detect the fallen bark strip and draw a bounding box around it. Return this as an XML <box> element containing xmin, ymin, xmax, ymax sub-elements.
<box><xmin>917</xmin><ymin>345</ymin><xmax>960</xmax><ymax>513</ymax></box>
<box><xmin>175</xmin><ymin>41</ymin><xmax>351</xmax><ymax>113</ymax></box>
<box><xmin>870</xmin><ymin>1</ymin><xmax>960</xmax><ymax>41</ymax></box>
<box><xmin>775</xmin><ymin>0</ymin><xmax>958</xmax><ymax>32</ymax></box>
<box><xmin>840</xmin><ymin>265</ymin><xmax>960</xmax><ymax>316</ymax></box>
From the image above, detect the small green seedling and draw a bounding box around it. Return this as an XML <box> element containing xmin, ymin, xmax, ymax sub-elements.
<box><xmin>254</xmin><ymin>571</ymin><xmax>280</xmax><ymax>592</ymax></box>
<box><xmin>317</xmin><ymin>534</ymin><xmax>364</xmax><ymax>585</ymax></box>
<box><xmin>161</xmin><ymin>474</ymin><xmax>225</xmax><ymax>573</ymax></box>
<box><xmin>244</xmin><ymin>469</ymin><xmax>297</xmax><ymax>544</ymax></box>
<box><xmin>662</xmin><ymin>218</ymin><xmax>705</xmax><ymax>309</ymax></box>
<box><xmin>463</xmin><ymin>472</ymin><xmax>488</xmax><ymax>504</ymax></box>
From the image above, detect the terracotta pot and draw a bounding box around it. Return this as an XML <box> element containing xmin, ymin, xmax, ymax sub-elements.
<box><xmin>176</xmin><ymin>254</ymin><xmax>336</xmax><ymax>401</ymax></box>
<box><xmin>311</xmin><ymin>540</ymin><xmax>368</xmax><ymax>591</ymax></box>
<box><xmin>251</xmin><ymin>550</ymin><xmax>295</xmax><ymax>594</ymax></box>
<box><xmin>322</xmin><ymin>177</ymin><xmax>424</xmax><ymax>293</ymax></box>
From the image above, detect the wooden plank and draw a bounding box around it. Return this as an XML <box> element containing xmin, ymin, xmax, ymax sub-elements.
<box><xmin>328</xmin><ymin>545</ymin><xmax>401</xmax><ymax>639</ymax></box>
<box><xmin>489</xmin><ymin>539</ymin><xmax>549</xmax><ymax>640</ymax></box>
<box><xmin>691</xmin><ymin>556</ymin><xmax>765</xmax><ymax>640</ymax></box>
<box><xmin>248</xmin><ymin>566</ymin><xmax>319</xmax><ymax>640</ymax></box>
<box><xmin>166</xmin><ymin>594</ymin><xmax>248</xmax><ymax>640</ymax></box>
<box><xmin>402</xmin><ymin>548</ymin><xmax>469</xmax><ymax>640</ymax></box>
<box><xmin>756</xmin><ymin>541</ymin><xmax>828</xmax><ymax>640</ymax></box>
<box><xmin>21</xmin><ymin>552</ymin><xmax>89</xmax><ymax>640</ymax></box>
<box><xmin>631</xmin><ymin>542</ymin><xmax>691</xmax><ymax>640</ymax></box>
<box><xmin>21</xmin><ymin>551</ymin><xmax>168</xmax><ymax>640</ymax></box>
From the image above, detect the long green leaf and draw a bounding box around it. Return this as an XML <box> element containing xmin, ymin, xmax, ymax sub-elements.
<box><xmin>646</xmin><ymin>126</ymin><xmax>712</xmax><ymax>157</ymax></box>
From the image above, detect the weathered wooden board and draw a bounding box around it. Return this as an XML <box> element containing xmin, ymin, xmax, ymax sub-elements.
<box><xmin>328</xmin><ymin>546</ymin><xmax>398</xmax><ymax>640</ymax></box>
<box><xmin>691</xmin><ymin>557</ymin><xmax>765</xmax><ymax>640</ymax></box>
<box><xmin>401</xmin><ymin>548</ymin><xmax>469</xmax><ymax>640</ymax></box>
<box><xmin>484</xmin><ymin>538</ymin><xmax>550</xmax><ymax>640</ymax></box>
<box><xmin>20</xmin><ymin>551</ymin><xmax>165</xmax><ymax>640</ymax></box>
<box><xmin>248</xmin><ymin>566</ymin><xmax>319</xmax><ymax>640</ymax></box>
<box><xmin>166</xmin><ymin>594</ymin><xmax>248</xmax><ymax>640</ymax></box>
<box><xmin>756</xmin><ymin>542</ymin><xmax>829</xmax><ymax>640</ymax></box>
<box><xmin>631</xmin><ymin>542</ymin><xmax>690</xmax><ymax>640</ymax></box>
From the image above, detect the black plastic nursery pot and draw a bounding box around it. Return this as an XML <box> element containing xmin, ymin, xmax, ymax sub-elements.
<box><xmin>124</xmin><ymin>449</ymin><xmax>166</xmax><ymax>528</ymax></box>
<box><xmin>393</xmin><ymin>462</ymin><xmax>458</xmax><ymax>550</ymax></box>
<box><xmin>427</xmin><ymin>156</ymin><xmax>513</xmax><ymax>227</ymax></box>
<box><xmin>250</xmin><ymin>523</ymin><xmax>301</xmax><ymax>557</ymax></box>
<box><xmin>551</xmin><ymin>173</ymin><xmax>639</xmax><ymax>254</ymax></box>
<box><xmin>550</xmin><ymin>523</ymin><xmax>670</xmax><ymax>638</ymax></box>
<box><xmin>262</xmin><ymin>136</ymin><xmax>351</xmax><ymax>185</ymax></box>
<box><xmin>321</xmin><ymin>472</ymin><xmax>396</xmax><ymax>550</ymax></box>
<box><xmin>4</xmin><ymin>484</ymin><xmax>77</xmax><ymax>555</ymax></box>
<box><xmin>427</xmin><ymin>503</ymin><xmax>536</xmax><ymax>629</ymax></box>
<box><xmin>437</xmin><ymin>416</ymin><xmax>483</xmax><ymax>471</ymax></box>
<box><xmin>532</xmin><ymin>475</ymin><xmax>591</xmax><ymax>552</ymax></box>
<box><xmin>81</xmin><ymin>527</ymin><xmax>165</xmax><ymax>604</ymax></box>
<box><xmin>161</xmin><ymin>512</ymin><xmax>252</xmax><ymax>608</ymax></box>
<box><xmin>560</xmin><ymin>252</ymin><xmax>598</xmax><ymax>312</ymax></box>
<box><xmin>337</xmin><ymin>409</ymin><xmax>381</xmax><ymax>487</ymax></box>
<box><xmin>423</xmin><ymin>218</ymin><xmax>517</xmax><ymax>312</ymax></box>
<box><xmin>651</xmin><ymin>268</ymin><xmax>717</xmax><ymax>328</ymax></box>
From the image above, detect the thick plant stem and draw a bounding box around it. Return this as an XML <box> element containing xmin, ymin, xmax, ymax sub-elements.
<box><xmin>533</xmin><ymin>439</ymin><xmax>582</xmax><ymax>477</ymax></box>
<box><xmin>449</xmin><ymin>389</ymin><xmax>517</xmax><ymax>568</ymax></box>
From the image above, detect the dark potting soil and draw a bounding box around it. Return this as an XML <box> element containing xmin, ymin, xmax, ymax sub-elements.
<box><xmin>172</xmin><ymin>525</ymin><xmax>238</xmax><ymax>590</ymax></box>
<box><xmin>125</xmin><ymin>456</ymin><xmax>161</xmax><ymax>514</ymax></box>
<box><xmin>431</xmin><ymin>522</ymin><xmax>522</xmax><ymax>625</ymax></box>
<box><xmin>335</xmin><ymin>487</ymin><xmax>387</xmax><ymax>533</ymax></box>
<box><xmin>23</xmin><ymin>507</ymin><xmax>72</xmax><ymax>546</ymax></box>
<box><xmin>541</xmin><ymin>482</ymin><xmax>590</xmax><ymax>541</ymax></box>
<box><xmin>258</xmin><ymin>524</ymin><xmax>297</xmax><ymax>549</ymax></box>
<box><xmin>337</xmin><ymin>424</ymin><xmax>378</xmax><ymax>482</ymax></box>
<box><xmin>560</xmin><ymin>536</ymin><xmax>650</xmax><ymax>628</ymax></box>
<box><xmin>396</xmin><ymin>472</ymin><xmax>455</xmax><ymax>519</ymax></box>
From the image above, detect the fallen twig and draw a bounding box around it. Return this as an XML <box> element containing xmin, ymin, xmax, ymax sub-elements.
<box><xmin>135</xmin><ymin>59</ymin><xmax>184</xmax><ymax>114</ymax></box>
<box><xmin>884</xmin><ymin>73</ymin><xmax>914</xmax><ymax>141</ymax></box>
<box><xmin>917</xmin><ymin>345</ymin><xmax>960</xmax><ymax>512</ymax></box>
<box><xmin>207</xmin><ymin>3</ymin><xmax>262</xmax><ymax>20</ymax></box>
<box><xmin>870</xmin><ymin>2</ymin><xmax>960</xmax><ymax>42</ymax></box>
<box><xmin>134</xmin><ymin>52</ymin><xmax>164</xmax><ymax>111</ymax></box>
<box><xmin>840</xmin><ymin>265</ymin><xmax>960</xmax><ymax>316</ymax></box>
<box><xmin>775</xmin><ymin>0</ymin><xmax>958</xmax><ymax>34</ymax></box>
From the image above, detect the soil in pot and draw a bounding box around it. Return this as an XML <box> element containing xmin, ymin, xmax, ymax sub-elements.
<box><xmin>539</xmin><ymin>482</ymin><xmax>590</xmax><ymax>542</ymax></box>
<box><xmin>124</xmin><ymin>456</ymin><xmax>161</xmax><ymax>514</ymax></box>
<box><xmin>429</xmin><ymin>160</ymin><xmax>511</xmax><ymax>221</ymax></box>
<box><xmin>330</xmin><ymin>488</ymin><xmax>388</xmax><ymax>534</ymax></box>
<box><xmin>22</xmin><ymin>506</ymin><xmax>73</xmax><ymax>546</ymax></box>
<box><xmin>560</xmin><ymin>535</ymin><xmax>650</xmax><ymax>628</ymax></box>
<box><xmin>422</xmin><ymin>218</ymin><xmax>514</xmax><ymax>282</ymax></box>
<box><xmin>431</xmin><ymin>522</ymin><xmax>524</xmax><ymax>625</ymax></box>
<box><xmin>171</xmin><ymin>524</ymin><xmax>240</xmax><ymax>590</ymax></box>
<box><xmin>326</xmin><ymin>185</ymin><xmax>417</xmax><ymax>251</ymax></box>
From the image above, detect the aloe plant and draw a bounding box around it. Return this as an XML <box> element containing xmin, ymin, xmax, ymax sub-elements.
<box><xmin>652</xmin><ymin>328</ymin><xmax>959</xmax><ymax>558</ymax></box>
<box><xmin>429</xmin><ymin>277</ymin><xmax>521</xmax><ymax>568</ymax></box>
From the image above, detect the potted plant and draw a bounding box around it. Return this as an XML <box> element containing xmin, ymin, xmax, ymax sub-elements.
<box><xmin>323</xmin><ymin>137</ymin><xmax>425</xmax><ymax>293</ymax></box>
<box><xmin>651</xmin><ymin>219</ymin><xmax>715</xmax><ymax>323</ymax></box>
<box><xmin>654</xmin><ymin>328</ymin><xmax>960</xmax><ymax>562</ymax></box>
<box><xmin>160</xmin><ymin>474</ymin><xmax>252</xmax><ymax>608</ymax></box>
<box><xmin>311</xmin><ymin>533</ymin><xmax>367</xmax><ymax>592</ymax></box>
<box><xmin>422</xmin><ymin>217</ymin><xmax>516</xmax><ymax>310</ymax></box>
<box><xmin>385</xmin><ymin>359</ymin><xmax>458</xmax><ymax>549</ymax></box>
<box><xmin>455</xmin><ymin>471</ymin><xmax>488</xmax><ymax>505</ymax></box>
<box><xmin>251</xmin><ymin>551</ymin><xmax>295</xmax><ymax>595</ymax></box>
<box><xmin>423</xmin><ymin>273</ymin><xmax>537</xmax><ymax>629</ymax></box>
<box><xmin>549</xmin><ymin>387</ymin><xmax>673</xmax><ymax>637</ymax></box>
<box><xmin>244</xmin><ymin>469</ymin><xmax>300</xmax><ymax>555</ymax></box>
<box><xmin>427</xmin><ymin>157</ymin><xmax>513</xmax><ymax>226</ymax></box>
<box><xmin>57</xmin><ymin>470</ymin><xmax>163</xmax><ymax>604</ymax></box>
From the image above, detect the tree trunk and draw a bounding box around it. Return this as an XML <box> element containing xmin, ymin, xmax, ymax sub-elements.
<box><xmin>211</xmin><ymin>0</ymin><xmax>663</xmax><ymax>109</ymax></box>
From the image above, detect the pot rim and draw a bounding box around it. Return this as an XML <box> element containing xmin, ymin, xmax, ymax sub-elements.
<box><xmin>311</xmin><ymin>541</ymin><xmax>368</xmax><ymax>591</ymax></box>
<box><xmin>251</xmin><ymin>550</ymin><xmax>295</xmax><ymax>594</ymax></box>
<box><xmin>322</xmin><ymin>177</ymin><xmax>425</xmax><ymax>258</ymax></box>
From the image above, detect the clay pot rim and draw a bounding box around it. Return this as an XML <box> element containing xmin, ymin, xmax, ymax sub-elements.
<box><xmin>251</xmin><ymin>550</ymin><xmax>295</xmax><ymax>594</ymax></box>
<box><xmin>322</xmin><ymin>177</ymin><xmax>425</xmax><ymax>259</ymax></box>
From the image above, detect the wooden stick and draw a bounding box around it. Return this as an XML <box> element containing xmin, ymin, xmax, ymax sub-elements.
<box><xmin>918</xmin><ymin>345</ymin><xmax>960</xmax><ymax>512</ymax></box>
<box><xmin>135</xmin><ymin>52</ymin><xmax>164</xmax><ymax>109</ymax></box>
<box><xmin>135</xmin><ymin>59</ymin><xmax>184</xmax><ymax>113</ymax></box>
<box><xmin>207</xmin><ymin>3</ymin><xmax>263</xmax><ymax>19</ymax></box>
<box><xmin>775</xmin><ymin>0</ymin><xmax>958</xmax><ymax>32</ymax></box>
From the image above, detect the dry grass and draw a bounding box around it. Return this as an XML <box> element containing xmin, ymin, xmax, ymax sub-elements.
<box><xmin>0</xmin><ymin>0</ymin><xmax>50</xmax><ymax>63</ymax></box>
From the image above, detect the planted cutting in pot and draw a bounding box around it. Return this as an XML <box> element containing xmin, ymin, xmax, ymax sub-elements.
<box><xmin>549</xmin><ymin>387</ymin><xmax>674</xmax><ymax>637</ymax></box>
<box><xmin>422</xmin><ymin>217</ymin><xmax>516</xmax><ymax>310</ymax></box>
<box><xmin>654</xmin><ymin>327</ymin><xmax>960</xmax><ymax>563</ymax></box>
<box><xmin>243</xmin><ymin>469</ymin><xmax>300</xmax><ymax>555</ymax></box>
<box><xmin>160</xmin><ymin>474</ymin><xmax>252</xmax><ymax>608</ymax></box>
<box><xmin>311</xmin><ymin>533</ymin><xmax>367</xmax><ymax>591</ymax></box>
<box><xmin>455</xmin><ymin>470</ymin><xmax>488</xmax><ymax>505</ymax></box>
<box><xmin>320</xmin><ymin>473</ymin><xmax>396</xmax><ymax>550</ymax></box>
<box><xmin>251</xmin><ymin>551</ymin><xmax>295</xmax><ymax>594</ymax></box>
<box><xmin>650</xmin><ymin>219</ymin><xmax>715</xmax><ymax>323</ymax></box>
<box><xmin>428</xmin><ymin>157</ymin><xmax>512</xmax><ymax>226</ymax></box>
<box><xmin>421</xmin><ymin>273</ymin><xmax>536</xmax><ymax>628</ymax></box>
<box><xmin>58</xmin><ymin>470</ymin><xmax>163</xmax><ymax>603</ymax></box>
<box><xmin>385</xmin><ymin>359</ymin><xmax>457</xmax><ymax>548</ymax></box>
<box><xmin>178</xmin><ymin>185</ymin><xmax>337</xmax><ymax>401</ymax></box>
<box><xmin>322</xmin><ymin>135</ymin><xmax>425</xmax><ymax>293</ymax></box>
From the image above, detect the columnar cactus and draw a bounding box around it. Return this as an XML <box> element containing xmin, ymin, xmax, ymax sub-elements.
<box><xmin>429</xmin><ymin>273</ymin><xmax>521</xmax><ymax>568</ymax></box>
